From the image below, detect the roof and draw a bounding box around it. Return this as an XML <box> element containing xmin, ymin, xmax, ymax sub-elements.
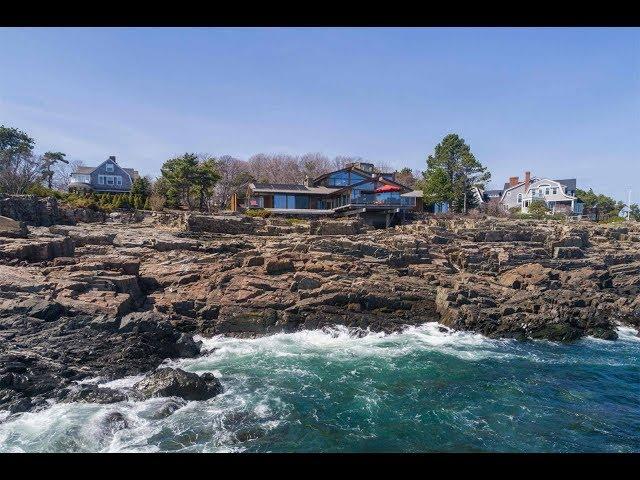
<box><xmin>249</xmin><ymin>183</ymin><xmax>339</xmax><ymax>195</ymax></box>
<box><xmin>401</xmin><ymin>190</ymin><xmax>424</xmax><ymax>198</ymax></box>
<box><xmin>503</xmin><ymin>181</ymin><xmax>525</xmax><ymax>190</ymax></box>
<box><xmin>72</xmin><ymin>164</ymin><xmax>139</xmax><ymax>180</ymax></box>
<box><xmin>554</xmin><ymin>178</ymin><xmax>576</xmax><ymax>191</ymax></box>
<box><xmin>311</xmin><ymin>164</ymin><xmax>375</xmax><ymax>184</ymax></box>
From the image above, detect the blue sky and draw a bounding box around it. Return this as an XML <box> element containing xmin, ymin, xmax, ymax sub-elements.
<box><xmin>1</xmin><ymin>27</ymin><xmax>638</xmax><ymax>201</ymax></box>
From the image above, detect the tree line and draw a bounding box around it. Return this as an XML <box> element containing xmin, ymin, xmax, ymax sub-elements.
<box><xmin>1</xmin><ymin>124</ymin><xmax>636</xmax><ymax>220</ymax></box>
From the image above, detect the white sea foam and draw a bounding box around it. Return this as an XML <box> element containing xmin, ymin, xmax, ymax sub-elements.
<box><xmin>182</xmin><ymin>323</ymin><xmax>515</xmax><ymax>368</ymax></box>
<box><xmin>1</xmin><ymin>323</ymin><xmax>637</xmax><ymax>453</ymax></box>
<box><xmin>616</xmin><ymin>325</ymin><xmax>640</xmax><ymax>342</ymax></box>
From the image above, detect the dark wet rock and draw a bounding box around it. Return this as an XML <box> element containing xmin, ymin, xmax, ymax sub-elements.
<box><xmin>133</xmin><ymin>368</ymin><xmax>223</xmax><ymax>401</ymax></box>
<box><xmin>142</xmin><ymin>398</ymin><xmax>187</xmax><ymax>419</ymax></box>
<box><xmin>174</xmin><ymin>333</ymin><xmax>202</xmax><ymax>358</ymax></box>
<box><xmin>60</xmin><ymin>384</ymin><xmax>127</xmax><ymax>404</ymax></box>
<box><xmin>99</xmin><ymin>411</ymin><xmax>129</xmax><ymax>435</ymax></box>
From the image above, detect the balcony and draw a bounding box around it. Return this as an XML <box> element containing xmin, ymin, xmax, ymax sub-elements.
<box><xmin>69</xmin><ymin>174</ymin><xmax>91</xmax><ymax>185</ymax></box>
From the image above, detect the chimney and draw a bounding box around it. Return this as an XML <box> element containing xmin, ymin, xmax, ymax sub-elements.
<box><xmin>303</xmin><ymin>175</ymin><xmax>309</xmax><ymax>187</ymax></box>
<box><xmin>109</xmin><ymin>155</ymin><xmax>117</xmax><ymax>163</ymax></box>
<box><xmin>524</xmin><ymin>171</ymin><xmax>531</xmax><ymax>191</ymax></box>
<box><xmin>509</xmin><ymin>176</ymin><xmax>519</xmax><ymax>187</ymax></box>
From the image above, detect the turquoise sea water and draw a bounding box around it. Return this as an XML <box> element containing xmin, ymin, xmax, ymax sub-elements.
<box><xmin>1</xmin><ymin>323</ymin><xmax>638</xmax><ymax>452</ymax></box>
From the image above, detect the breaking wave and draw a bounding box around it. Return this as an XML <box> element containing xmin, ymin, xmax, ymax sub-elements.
<box><xmin>1</xmin><ymin>323</ymin><xmax>638</xmax><ymax>452</ymax></box>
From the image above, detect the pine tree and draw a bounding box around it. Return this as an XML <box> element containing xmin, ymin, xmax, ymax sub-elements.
<box><xmin>423</xmin><ymin>134</ymin><xmax>490</xmax><ymax>214</ymax></box>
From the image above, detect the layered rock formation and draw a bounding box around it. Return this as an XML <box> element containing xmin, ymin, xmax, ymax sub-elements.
<box><xmin>1</xmin><ymin>208</ymin><xmax>638</xmax><ymax>413</ymax></box>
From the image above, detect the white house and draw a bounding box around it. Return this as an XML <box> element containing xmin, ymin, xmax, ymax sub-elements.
<box><xmin>475</xmin><ymin>171</ymin><xmax>583</xmax><ymax>215</ymax></box>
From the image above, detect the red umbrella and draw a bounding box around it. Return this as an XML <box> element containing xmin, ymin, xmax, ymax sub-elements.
<box><xmin>375</xmin><ymin>184</ymin><xmax>401</xmax><ymax>193</ymax></box>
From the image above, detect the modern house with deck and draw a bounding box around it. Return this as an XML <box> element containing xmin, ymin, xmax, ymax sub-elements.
<box><xmin>244</xmin><ymin>162</ymin><xmax>425</xmax><ymax>227</ymax></box>
<box><xmin>68</xmin><ymin>156</ymin><xmax>140</xmax><ymax>194</ymax></box>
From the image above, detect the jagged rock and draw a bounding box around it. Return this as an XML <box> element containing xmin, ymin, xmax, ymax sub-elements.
<box><xmin>554</xmin><ymin>246</ymin><xmax>585</xmax><ymax>259</ymax></box>
<box><xmin>0</xmin><ymin>215</ymin><xmax>28</xmax><ymax>238</ymax></box>
<box><xmin>1</xmin><ymin>210</ymin><xmax>639</xmax><ymax>413</ymax></box>
<box><xmin>60</xmin><ymin>384</ymin><xmax>127</xmax><ymax>404</ymax></box>
<box><xmin>264</xmin><ymin>258</ymin><xmax>295</xmax><ymax>274</ymax></box>
<box><xmin>0</xmin><ymin>195</ymin><xmax>61</xmax><ymax>226</ymax></box>
<box><xmin>133</xmin><ymin>368</ymin><xmax>223</xmax><ymax>401</ymax></box>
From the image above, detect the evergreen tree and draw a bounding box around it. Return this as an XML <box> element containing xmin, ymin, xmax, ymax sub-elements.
<box><xmin>158</xmin><ymin>153</ymin><xmax>221</xmax><ymax>210</ymax></box>
<box><xmin>422</xmin><ymin>134</ymin><xmax>490</xmax><ymax>213</ymax></box>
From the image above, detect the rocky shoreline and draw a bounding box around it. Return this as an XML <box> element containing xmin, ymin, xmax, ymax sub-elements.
<box><xmin>1</xmin><ymin>197</ymin><xmax>639</xmax><ymax>414</ymax></box>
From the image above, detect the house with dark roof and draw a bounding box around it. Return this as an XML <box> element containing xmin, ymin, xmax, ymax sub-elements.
<box><xmin>474</xmin><ymin>171</ymin><xmax>583</xmax><ymax>215</ymax></box>
<box><xmin>69</xmin><ymin>156</ymin><xmax>140</xmax><ymax>194</ymax></box>
<box><xmin>243</xmin><ymin>162</ymin><xmax>424</xmax><ymax>227</ymax></box>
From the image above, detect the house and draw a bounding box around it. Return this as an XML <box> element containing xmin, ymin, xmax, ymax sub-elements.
<box><xmin>475</xmin><ymin>171</ymin><xmax>583</xmax><ymax>215</ymax></box>
<box><xmin>68</xmin><ymin>156</ymin><xmax>140</xmax><ymax>194</ymax></box>
<box><xmin>243</xmin><ymin>162</ymin><xmax>425</xmax><ymax>227</ymax></box>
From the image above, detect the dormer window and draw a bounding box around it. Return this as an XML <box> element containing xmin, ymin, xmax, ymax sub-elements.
<box><xmin>106</xmin><ymin>163</ymin><xmax>114</xmax><ymax>173</ymax></box>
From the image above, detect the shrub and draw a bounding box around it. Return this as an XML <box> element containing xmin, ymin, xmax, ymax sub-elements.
<box><xmin>65</xmin><ymin>194</ymin><xmax>100</xmax><ymax>211</ymax></box>
<box><xmin>25</xmin><ymin>183</ymin><xmax>66</xmax><ymax>199</ymax></box>
<box><xmin>599</xmin><ymin>215</ymin><xmax>625</xmax><ymax>224</ymax></box>
<box><xmin>286</xmin><ymin>218</ymin><xmax>307</xmax><ymax>225</ymax></box>
<box><xmin>245</xmin><ymin>208</ymin><xmax>271</xmax><ymax>218</ymax></box>
<box><xmin>527</xmin><ymin>200</ymin><xmax>550</xmax><ymax>219</ymax></box>
<box><xmin>512</xmin><ymin>212</ymin><xmax>565</xmax><ymax>221</ymax></box>
<box><xmin>148</xmin><ymin>193</ymin><xmax>166</xmax><ymax>211</ymax></box>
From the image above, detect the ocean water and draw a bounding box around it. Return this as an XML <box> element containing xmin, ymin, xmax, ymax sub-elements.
<box><xmin>1</xmin><ymin>323</ymin><xmax>638</xmax><ymax>453</ymax></box>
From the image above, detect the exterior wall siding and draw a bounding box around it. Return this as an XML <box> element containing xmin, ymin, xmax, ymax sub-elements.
<box><xmin>501</xmin><ymin>184</ymin><xmax>526</xmax><ymax>210</ymax></box>
<box><xmin>89</xmin><ymin>161</ymin><xmax>133</xmax><ymax>192</ymax></box>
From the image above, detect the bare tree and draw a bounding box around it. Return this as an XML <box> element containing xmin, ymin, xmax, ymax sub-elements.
<box><xmin>395</xmin><ymin>167</ymin><xmax>420</xmax><ymax>188</ymax></box>
<box><xmin>52</xmin><ymin>159</ymin><xmax>85</xmax><ymax>191</ymax></box>
<box><xmin>0</xmin><ymin>154</ymin><xmax>42</xmax><ymax>194</ymax></box>
<box><xmin>214</xmin><ymin>155</ymin><xmax>253</xmax><ymax>209</ymax></box>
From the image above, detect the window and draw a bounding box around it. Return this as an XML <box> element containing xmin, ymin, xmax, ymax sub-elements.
<box><xmin>116</xmin><ymin>176</ymin><xmax>123</xmax><ymax>186</ymax></box>
<box><xmin>286</xmin><ymin>195</ymin><xmax>295</xmax><ymax>209</ymax></box>
<box><xmin>545</xmin><ymin>187</ymin><xmax>550</xmax><ymax>195</ymax></box>
<box><xmin>105</xmin><ymin>163</ymin><xmax>114</xmax><ymax>173</ymax></box>
<box><xmin>274</xmin><ymin>194</ymin><xmax>309</xmax><ymax>209</ymax></box>
<box><xmin>517</xmin><ymin>193</ymin><xmax>522</xmax><ymax>203</ymax></box>
<box><xmin>98</xmin><ymin>175</ymin><xmax>105</xmax><ymax>185</ymax></box>
<box><xmin>106</xmin><ymin>176</ymin><xmax>114</xmax><ymax>185</ymax></box>
<box><xmin>326</xmin><ymin>170</ymin><xmax>368</xmax><ymax>187</ymax></box>
<box><xmin>294</xmin><ymin>195</ymin><xmax>309</xmax><ymax>209</ymax></box>
<box><xmin>401</xmin><ymin>196</ymin><xmax>416</xmax><ymax>206</ymax></box>
<box><xmin>552</xmin><ymin>188</ymin><xmax>557</xmax><ymax>195</ymax></box>
<box><xmin>274</xmin><ymin>194</ymin><xmax>287</xmax><ymax>209</ymax></box>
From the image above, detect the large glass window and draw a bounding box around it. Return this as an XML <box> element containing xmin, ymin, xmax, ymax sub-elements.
<box><xmin>326</xmin><ymin>170</ymin><xmax>369</xmax><ymax>187</ymax></box>
<box><xmin>294</xmin><ymin>195</ymin><xmax>309</xmax><ymax>209</ymax></box>
<box><xmin>274</xmin><ymin>194</ymin><xmax>309</xmax><ymax>209</ymax></box>
<box><xmin>376</xmin><ymin>191</ymin><xmax>401</xmax><ymax>205</ymax></box>
<box><xmin>400</xmin><ymin>196</ymin><xmax>416</xmax><ymax>206</ymax></box>
<box><xmin>274</xmin><ymin>194</ymin><xmax>287</xmax><ymax>208</ymax></box>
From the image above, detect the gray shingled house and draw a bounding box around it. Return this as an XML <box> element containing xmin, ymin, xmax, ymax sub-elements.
<box><xmin>68</xmin><ymin>156</ymin><xmax>140</xmax><ymax>194</ymax></box>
